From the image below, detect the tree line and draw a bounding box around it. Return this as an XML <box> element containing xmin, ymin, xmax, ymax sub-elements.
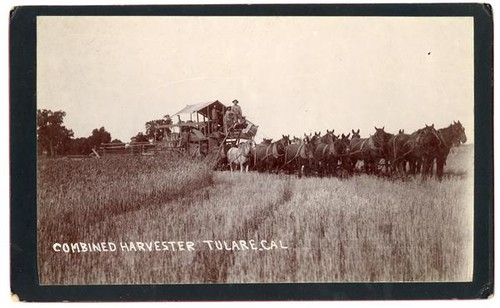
<box><xmin>37</xmin><ymin>109</ymin><xmax>172</xmax><ymax>157</ymax></box>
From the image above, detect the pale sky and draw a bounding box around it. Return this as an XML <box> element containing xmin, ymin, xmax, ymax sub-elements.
<box><xmin>37</xmin><ymin>16</ymin><xmax>474</xmax><ymax>143</ymax></box>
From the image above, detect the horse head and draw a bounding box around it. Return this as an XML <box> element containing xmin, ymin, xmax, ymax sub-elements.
<box><xmin>243</xmin><ymin>140</ymin><xmax>256</xmax><ymax>156</ymax></box>
<box><xmin>309</xmin><ymin>132</ymin><xmax>322</xmax><ymax>148</ymax></box>
<box><xmin>417</xmin><ymin>124</ymin><xmax>440</xmax><ymax>150</ymax></box>
<box><xmin>262</xmin><ymin>138</ymin><xmax>273</xmax><ymax>145</ymax></box>
<box><xmin>373</xmin><ymin>126</ymin><xmax>390</xmax><ymax>146</ymax></box>
<box><xmin>452</xmin><ymin>121</ymin><xmax>467</xmax><ymax>145</ymax></box>
<box><xmin>351</xmin><ymin>129</ymin><xmax>361</xmax><ymax>139</ymax></box>
<box><xmin>303</xmin><ymin>136</ymin><xmax>316</xmax><ymax>159</ymax></box>
<box><xmin>321</xmin><ymin>130</ymin><xmax>335</xmax><ymax>144</ymax></box>
<box><xmin>281</xmin><ymin>134</ymin><xmax>291</xmax><ymax>146</ymax></box>
<box><xmin>336</xmin><ymin>133</ymin><xmax>351</xmax><ymax>155</ymax></box>
<box><xmin>423</xmin><ymin>124</ymin><xmax>437</xmax><ymax>134</ymax></box>
<box><xmin>276</xmin><ymin>135</ymin><xmax>291</xmax><ymax>153</ymax></box>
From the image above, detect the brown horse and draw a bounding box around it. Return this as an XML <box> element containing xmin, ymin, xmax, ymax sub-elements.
<box><xmin>386</xmin><ymin>130</ymin><xmax>411</xmax><ymax>178</ymax></box>
<box><xmin>396</xmin><ymin>124</ymin><xmax>441</xmax><ymax>179</ymax></box>
<box><xmin>312</xmin><ymin>131</ymin><xmax>332</xmax><ymax>176</ymax></box>
<box><xmin>337</xmin><ymin>133</ymin><xmax>352</xmax><ymax>176</ymax></box>
<box><xmin>252</xmin><ymin>135</ymin><xmax>290</xmax><ymax>173</ymax></box>
<box><xmin>283</xmin><ymin>135</ymin><xmax>316</xmax><ymax>178</ymax></box>
<box><xmin>349</xmin><ymin>131</ymin><xmax>366</xmax><ymax>173</ymax></box>
<box><xmin>313</xmin><ymin>131</ymin><xmax>351</xmax><ymax>177</ymax></box>
<box><xmin>349</xmin><ymin>127</ymin><xmax>392</xmax><ymax>174</ymax></box>
<box><xmin>249</xmin><ymin>138</ymin><xmax>271</xmax><ymax>171</ymax></box>
<box><xmin>428</xmin><ymin>121</ymin><xmax>467</xmax><ymax>180</ymax></box>
<box><xmin>369</xmin><ymin>127</ymin><xmax>394</xmax><ymax>174</ymax></box>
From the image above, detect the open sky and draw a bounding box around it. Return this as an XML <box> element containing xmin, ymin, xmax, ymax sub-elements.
<box><xmin>37</xmin><ymin>16</ymin><xmax>474</xmax><ymax>143</ymax></box>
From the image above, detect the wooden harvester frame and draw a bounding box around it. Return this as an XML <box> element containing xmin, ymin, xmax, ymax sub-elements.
<box><xmin>100</xmin><ymin>100</ymin><xmax>258</xmax><ymax>157</ymax></box>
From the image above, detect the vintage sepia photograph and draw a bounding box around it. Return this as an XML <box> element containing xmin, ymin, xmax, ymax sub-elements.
<box><xmin>9</xmin><ymin>3</ymin><xmax>493</xmax><ymax>301</ymax></box>
<box><xmin>35</xmin><ymin>14</ymin><xmax>475</xmax><ymax>285</ymax></box>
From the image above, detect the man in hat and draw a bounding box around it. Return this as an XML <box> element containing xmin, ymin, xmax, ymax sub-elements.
<box><xmin>231</xmin><ymin>99</ymin><xmax>243</xmax><ymax>123</ymax></box>
<box><xmin>211</xmin><ymin>105</ymin><xmax>222</xmax><ymax>132</ymax></box>
<box><xmin>223</xmin><ymin>106</ymin><xmax>235</xmax><ymax>134</ymax></box>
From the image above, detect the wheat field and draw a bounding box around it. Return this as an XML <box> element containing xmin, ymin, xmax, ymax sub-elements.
<box><xmin>37</xmin><ymin>145</ymin><xmax>474</xmax><ymax>285</ymax></box>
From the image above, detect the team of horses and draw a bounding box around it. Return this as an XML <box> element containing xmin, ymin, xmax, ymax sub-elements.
<box><xmin>221</xmin><ymin>121</ymin><xmax>467</xmax><ymax>180</ymax></box>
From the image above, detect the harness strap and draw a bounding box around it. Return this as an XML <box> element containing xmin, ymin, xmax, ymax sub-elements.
<box><xmin>392</xmin><ymin>135</ymin><xmax>398</xmax><ymax>161</ymax></box>
<box><xmin>348</xmin><ymin>139</ymin><xmax>368</xmax><ymax>156</ymax></box>
<box><xmin>322</xmin><ymin>144</ymin><xmax>329</xmax><ymax>158</ymax></box>
<box><xmin>253</xmin><ymin>144</ymin><xmax>271</xmax><ymax>165</ymax></box>
<box><xmin>438</xmin><ymin>130</ymin><xmax>450</xmax><ymax>148</ymax></box>
<box><xmin>257</xmin><ymin>142</ymin><xmax>284</xmax><ymax>163</ymax></box>
<box><xmin>393</xmin><ymin>138</ymin><xmax>419</xmax><ymax>163</ymax></box>
<box><xmin>432</xmin><ymin>130</ymin><xmax>442</xmax><ymax>147</ymax></box>
<box><xmin>279</xmin><ymin>144</ymin><xmax>304</xmax><ymax>170</ymax></box>
<box><xmin>271</xmin><ymin>142</ymin><xmax>284</xmax><ymax>158</ymax></box>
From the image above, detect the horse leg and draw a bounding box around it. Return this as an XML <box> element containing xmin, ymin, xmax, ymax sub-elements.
<box><xmin>393</xmin><ymin>159</ymin><xmax>400</xmax><ymax>178</ymax></box>
<box><xmin>332</xmin><ymin>157</ymin><xmax>339</xmax><ymax>177</ymax></box>
<box><xmin>257</xmin><ymin>160</ymin><xmax>263</xmax><ymax>172</ymax></box>
<box><xmin>421</xmin><ymin>157</ymin><xmax>433</xmax><ymax>180</ymax></box>
<box><xmin>364</xmin><ymin>159</ymin><xmax>371</xmax><ymax>174</ymax></box>
<box><xmin>275</xmin><ymin>159</ymin><xmax>281</xmax><ymax>174</ymax></box>
<box><xmin>317</xmin><ymin>161</ymin><xmax>323</xmax><ymax>177</ymax></box>
<box><xmin>436</xmin><ymin>157</ymin><xmax>445</xmax><ymax>181</ymax></box>
<box><xmin>425</xmin><ymin>159</ymin><xmax>433</xmax><ymax>179</ymax></box>
<box><xmin>416</xmin><ymin>159</ymin><xmax>422</xmax><ymax>174</ymax></box>
<box><xmin>408</xmin><ymin>158</ymin><xmax>417</xmax><ymax>176</ymax></box>
<box><xmin>350</xmin><ymin>157</ymin><xmax>357</xmax><ymax>173</ymax></box>
<box><xmin>397</xmin><ymin>160</ymin><xmax>405</xmax><ymax>179</ymax></box>
<box><xmin>396</xmin><ymin>160</ymin><xmax>406</xmax><ymax>180</ymax></box>
<box><xmin>398</xmin><ymin>159</ymin><xmax>408</xmax><ymax>176</ymax></box>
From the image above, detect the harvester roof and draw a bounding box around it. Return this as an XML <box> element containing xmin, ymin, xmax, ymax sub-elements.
<box><xmin>173</xmin><ymin>100</ymin><xmax>226</xmax><ymax>118</ymax></box>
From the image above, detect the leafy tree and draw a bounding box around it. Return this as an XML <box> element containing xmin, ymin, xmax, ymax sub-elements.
<box><xmin>87</xmin><ymin>127</ymin><xmax>112</xmax><ymax>150</ymax></box>
<box><xmin>111</xmin><ymin>139</ymin><xmax>123</xmax><ymax>144</ymax></box>
<box><xmin>131</xmin><ymin>132</ymin><xmax>149</xmax><ymax>143</ymax></box>
<box><xmin>37</xmin><ymin>109</ymin><xmax>74</xmax><ymax>157</ymax></box>
<box><xmin>145</xmin><ymin>115</ymin><xmax>172</xmax><ymax>141</ymax></box>
<box><xmin>66</xmin><ymin>137</ymin><xmax>91</xmax><ymax>155</ymax></box>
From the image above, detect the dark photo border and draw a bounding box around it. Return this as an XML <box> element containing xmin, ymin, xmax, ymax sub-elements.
<box><xmin>10</xmin><ymin>3</ymin><xmax>493</xmax><ymax>301</ymax></box>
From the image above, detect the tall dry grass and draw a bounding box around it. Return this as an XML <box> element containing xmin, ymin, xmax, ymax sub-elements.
<box><xmin>37</xmin><ymin>155</ymin><xmax>214</xmax><ymax>284</ymax></box>
<box><xmin>37</xmin><ymin>146</ymin><xmax>473</xmax><ymax>284</ymax></box>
